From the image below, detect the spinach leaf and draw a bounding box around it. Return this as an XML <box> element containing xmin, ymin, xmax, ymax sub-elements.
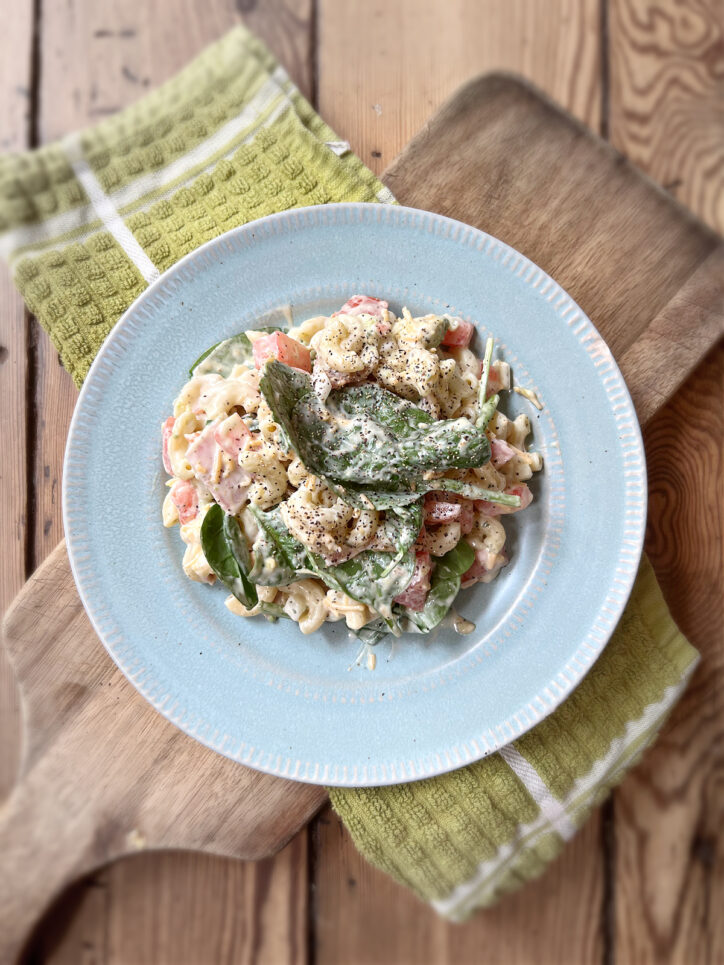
<box><xmin>329</xmin><ymin>477</ymin><xmax>520</xmax><ymax>510</ymax></box>
<box><xmin>248</xmin><ymin>505</ymin><xmax>309</xmax><ymax>586</ymax></box>
<box><xmin>323</xmin><ymin>480</ymin><xmax>422</xmax><ymax>511</ymax></box>
<box><xmin>373</xmin><ymin>501</ymin><xmax>423</xmax><ymax>574</ymax></box>
<box><xmin>332</xmin><ymin>384</ymin><xmax>434</xmax><ymax>433</ymax></box>
<box><xmin>307</xmin><ymin>548</ymin><xmax>415</xmax><ymax>627</ymax></box>
<box><xmin>421</xmin><ymin>478</ymin><xmax>521</xmax><ymax>507</ymax></box>
<box><xmin>321</xmin><ymin>395</ymin><xmax>489</xmax><ymax>484</ymax></box>
<box><xmin>200</xmin><ymin>504</ymin><xmax>258</xmax><ymax>609</ymax></box>
<box><xmin>190</xmin><ymin>325</ymin><xmax>285</xmax><ymax>377</ymax></box>
<box><xmin>306</xmin><ymin>500</ymin><xmax>421</xmax><ymax>623</ymax></box>
<box><xmin>352</xmin><ymin>618</ymin><xmax>391</xmax><ymax>646</ymax></box>
<box><xmin>259</xmin><ymin>602</ymin><xmax>291</xmax><ymax>622</ymax></box>
<box><xmin>398</xmin><ymin>540</ymin><xmax>475</xmax><ymax>633</ymax></box>
<box><xmin>259</xmin><ymin>361</ymin><xmax>490</xmax><ymax>489</ymax></box>
<box><xmin>247</xmin><ymin>502</ymin><xmax>417</xmax><ymax>627</ymax></box>
<box><xmin>189</xmin><ymin>338</ymin><xmax>224</xmax><ymax>375</ymax></box>
<box><xmin>191</xmin><ymin>333</ymin><xmax>253</xmax><ymax>378</ymax></box>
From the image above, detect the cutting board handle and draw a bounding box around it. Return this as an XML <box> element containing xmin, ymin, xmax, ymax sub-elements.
<box><xmin>0</xmin><ymin>766</ymin><xmax>102</xmax><ymax>964</ymax></box>
<box><xmin>619</xmin><ymin>245</ymin><xmax>724</xmax><ymax>424</ymax></box>
<box><xmin>0</xmin><ymin>543</ymin><xmax>327</xmax><ymax>965</ymax></box>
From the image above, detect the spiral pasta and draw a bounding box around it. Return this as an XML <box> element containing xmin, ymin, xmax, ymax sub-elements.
<box><xmin>280</xmin><ymin>478</ymin><xmax>379</xmax><ymax>560</ymax></box>
<box><xmin>311</xmin><ymin>316</ymin><xmax>380</xmax><ymax>375</ymax></box>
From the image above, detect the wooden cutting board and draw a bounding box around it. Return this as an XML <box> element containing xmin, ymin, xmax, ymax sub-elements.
<box><xmin>1</xmin><ymin>73</ymin><xmax>722</xmax><ymax>965</ymax></box>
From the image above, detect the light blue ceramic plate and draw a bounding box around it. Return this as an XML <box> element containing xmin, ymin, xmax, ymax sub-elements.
<box><xmin>64</xmin><ymin>203</ymin><xmax>646</xmax><ymax>786</ymax></box>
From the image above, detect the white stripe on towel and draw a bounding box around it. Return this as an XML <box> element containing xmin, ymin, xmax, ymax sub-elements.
<box><xmin>432</xmin><ymin>663</ymin><xmax>698</xmax><ymax>920</ymax></box>
<box><xmin>499</xmin><ymin>744</ymin><xmax>576</xmax><ymax>839</ymax></box>
<box><xmin>63</xmin><ymin>133</ymin><xmax>160</xmax><ymax>284</ymax></box>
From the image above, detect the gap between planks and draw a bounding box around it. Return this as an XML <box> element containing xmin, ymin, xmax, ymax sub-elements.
<box><xmin>16</xmin><ymin>2</ymin><xmax>319</xmax><ymax>964</ymax></box>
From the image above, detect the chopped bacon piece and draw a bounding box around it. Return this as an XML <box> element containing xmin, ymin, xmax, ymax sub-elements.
<box><xmin>253</xmin><ymin>332</ymin><xmax>311</xmax><ymax>372</ymax></box>
<box><xmin>490</xmin><ymin>437</ymin><xmax>517</xmax><ymax>467</ymax></box>
<box><xmin>314</xmin><ymin>361</ymin><xmax>369</xmax><ymax>391</ymax></box>
<box><xmin>186</xmin><ymin>421</ymin><xmax>251</xmax><ymax>515</ymax></box>
<box><xmin>474</xmin><ymin>483</ymin><xmax>533</xmax><ymax>517</ymax></box>
<box><xmin>214</xmin><ymin>412</ymin><xmax>250</xmax><ymax>461</ymax></box>
<box><xmin>333</xmin><ymin>294</ymin><xmax>388</xmax><ymax>319</ymax></box>
<box><xmin>171</xmin><ymin>480</ymin><xmax>199</xmax><ymax>525</ymax></box>
<box><xmin>461</xmin><ymin>547</ymin><xmax>509</xmax><ymax>588</ymax></box>
<box><xmin>394</xmin><ymin>550</ymin><xmax>432</xmax><ymax>612</ymax></box>
<box><xmin>441</xmin><ymin>318</ymin><xmax>474</xmax><ymax>347</ymax></box>
<box><xmin>161</xmin><ymin>416</ymin><xmax>175</xmax><ymax>474</ymax></box>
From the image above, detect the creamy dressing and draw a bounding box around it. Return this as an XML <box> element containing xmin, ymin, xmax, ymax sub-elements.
<box><xmin>442</xmin><ymin>609</ymin><xmax>476</xmax><ymax>635</ymax></box>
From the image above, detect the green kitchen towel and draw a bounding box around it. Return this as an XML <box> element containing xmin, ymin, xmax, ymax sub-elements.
<box><xmin>0</xmin><ymin>25</ymin><xmax>698</xmax><ymax>922</ymax></box>
<box><xmin>0</xmin><ymin>27</ymin><xmax>389</xmax><ymax>387</ymax></box>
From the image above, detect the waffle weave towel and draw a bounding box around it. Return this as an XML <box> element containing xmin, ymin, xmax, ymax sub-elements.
<box><xmin>0</xmin><ymin>25</ymin><xmax>698</xmax><ymax>921</ymax></box>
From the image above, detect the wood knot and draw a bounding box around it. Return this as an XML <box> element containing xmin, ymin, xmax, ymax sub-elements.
<box><xmin>691</xmin><ymin>834</ymin><xmax>715</xmax><ymax>868</ymax></box>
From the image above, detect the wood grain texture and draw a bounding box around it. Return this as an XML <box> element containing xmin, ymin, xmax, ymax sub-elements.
<box><xmin>314</xmin><ymin>804</ymin><xmax>603</xmax><ymax>965</ymax></box>
<box><xmin>609</xmin><ymin>0</ymin><xmax>724</xmax><ymax>234</ymax></box>
<box><xmin>318</xmin><ymin>0</ymin><xmax>601</xmax><ymax>173</ymax></box>
<box><xmin>18</xmin><ymin>2</ymin><xmax>316</xmax><ymax>964</ymax></box>
<box><xmin>380</xmin><ymin>73</ymin><xmax>721</xmax><ymax>375</ymax></box>
<box><xmin>0</xmin><ymin>543</ymin><xmax>325</xmax><ymax>965</ymax></box>
<box><xmin>617</xmin><ymin>244</ymin><xmax>724</xmax><ymax>425</ymax></box>
<box><xmin>26</xmin><ymin>836</ymin><xmax>309</xmax><ymax>965</ymax></box>
<box><xmin>0</xmin><ymin>0</ymin><xmax>33</xmax><ymax>802</ymax></box>
<box><xmin>609</xmin><ymin>5</ymin><xmax>724</xmax><ymax>962</ymax></box>
<box><xmin>614</xmin><ymin>344</ymin><xmax>724</xmax><ymax>964</ymax></box>
<box><xmin>245</xmin><ymin>0</ymin><xmax>315</xmax><ymax>103</ymax></box>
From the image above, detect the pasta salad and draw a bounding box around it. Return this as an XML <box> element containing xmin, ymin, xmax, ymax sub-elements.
<box><xmin>161</xmin><ymin>295</ymin><xmax>543</xmax><ymax>649</ymax></box>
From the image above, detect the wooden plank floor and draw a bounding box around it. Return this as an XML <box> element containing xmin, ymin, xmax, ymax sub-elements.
<box><xmin>1</xmin><ymin>1</ymin><xmax>721</xmax><ymax>962</ymax></box>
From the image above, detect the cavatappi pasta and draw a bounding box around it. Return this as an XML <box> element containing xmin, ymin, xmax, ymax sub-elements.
<box><xmin>161</xmin><ymin>295</ymin><xmax>543</xmax><ymax>649</ymax></box>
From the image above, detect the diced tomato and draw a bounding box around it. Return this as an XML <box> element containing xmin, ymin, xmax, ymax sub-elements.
<box><xmin>333</xmin><ymin>294</ymin><xmax>388</xmax><ymax>319</ymax></box>
<box><xmin>478</xmin><ymin>360</ymin><xmax>509</xmax><ymax>392</ymax></box>
<box><xmin>214</xmin><ymin>412</ymin><xmax>250</xmax><ymax>461</ymax></box>
<box><xmin>490</xmin><ymin>438</ymin><xmax>517</xmax><ymax>467</ymax></box>
<box><xmin>186</xmin><ymin>421</ymin><xmax>251</xmax><ymax>515</ymax></box>
<box><xmin>441</xmin><ymin>318</ymin><xmax>474</xmax><ymax>347</ymax></box>
<box><xmin>253</xmin><ymin>332</ymin><xmax>311</xmax><ymax>372</ymax></box>
<box><xmin>394</xmin><ymin>550</ymin><xmax>432</xmax><ymax>612</ymax></box>
<box><xmin>171</xmin><ymin>480</ymin><xmax>199</xmax><ymax>525</ymax></box>
<box><xmin>161</xmin><ymin>416</ymin><xmax>175</xmax><ymax>474</ymax></box>
<box><xmin>474</xmin><ymin>483</ymin><xmax>533</xmax><ymax>517</ymax></box>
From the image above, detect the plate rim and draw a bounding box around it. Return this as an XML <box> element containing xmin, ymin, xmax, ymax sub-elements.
<box><xmin>63</xmin><ymin>201</ymin><xmax>647</xmax><ymax>786</ymax></box>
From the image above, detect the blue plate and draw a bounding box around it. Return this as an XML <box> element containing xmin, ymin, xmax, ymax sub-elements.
<box><xmin>64</xmin><ymin>203</ymin><xmax>646</xmax><ymax>786</ymax></box>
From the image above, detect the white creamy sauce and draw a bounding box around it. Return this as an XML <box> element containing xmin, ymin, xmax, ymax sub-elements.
<box><xmin>441</xmin><ymin>609</ymin><xmax>476</xmax><ymax>635</ymax></box>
